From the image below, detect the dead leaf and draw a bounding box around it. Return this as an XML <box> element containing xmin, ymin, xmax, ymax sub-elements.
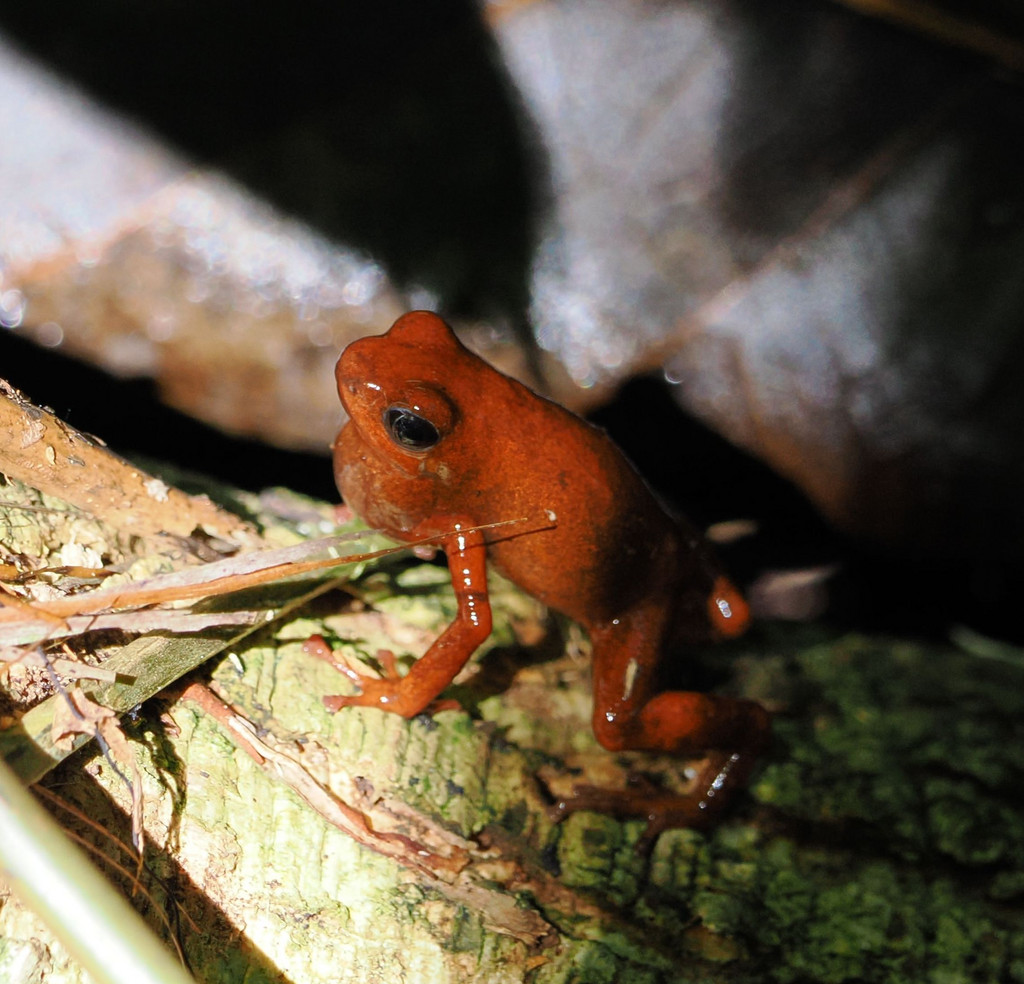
<box><xmin>50</xmin><ymin>688</ymin><xmax>146</xmax><ymax>850</ymax></box>
<box><xmin>50</xmin><ymin>688</ymin><xmax>117</xmax><ymax>751</ymax></box>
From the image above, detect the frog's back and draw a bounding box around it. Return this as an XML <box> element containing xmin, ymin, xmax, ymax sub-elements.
<box><xmin>473</xmin><ymin>372</ymin><xmax>686</xmax><ymax>627</ymax></box>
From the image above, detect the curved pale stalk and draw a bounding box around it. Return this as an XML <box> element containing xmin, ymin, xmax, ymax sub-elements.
<box><xmin>0</xmin><ymin>757</ymin><xmax>194</xmax><ymax>984</ymax></box>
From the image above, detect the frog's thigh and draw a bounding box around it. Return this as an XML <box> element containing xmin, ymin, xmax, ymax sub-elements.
<box><xmin>588</xmin><ymin>605</ymin><xmax>768</xmax><ymax>757</ymax></box>
<box><xmin>587</xmin><ymin>602</ymin><xmax>671</xmax><ymax>751</ymax></box>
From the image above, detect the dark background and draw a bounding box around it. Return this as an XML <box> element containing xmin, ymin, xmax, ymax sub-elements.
<box><xmin>1</xmin><ymin>0</ymin><xmax>1018</xmax><ymax>641</ymax></box>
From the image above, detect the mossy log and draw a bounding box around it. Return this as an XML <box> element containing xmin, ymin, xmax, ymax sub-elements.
<box><xmin>2</xmin><ymin>382</ymin><xmax>1024</xmax><ymax>983</ymax></box>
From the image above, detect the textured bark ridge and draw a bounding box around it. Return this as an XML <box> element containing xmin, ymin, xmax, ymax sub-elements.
<box><xmin>2</xmin><ymin>396</ymin><xmax>1023</xmax><ymax>981</ymax></box>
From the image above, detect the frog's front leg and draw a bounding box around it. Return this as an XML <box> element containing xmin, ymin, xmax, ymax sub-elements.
<box><xmin>323</xmin><ymin>518</ymin><xmax>492</xmax><ymax>718</ymax></box>
<box><xmin>554</xmin><ymin>599</ymin><xmax>770</xmax><ymax>834</ymax></box>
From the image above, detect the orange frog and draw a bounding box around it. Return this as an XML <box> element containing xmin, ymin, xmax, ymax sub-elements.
<box><xmin>320</xmin><ymin>310</ymin><xmax>770</xmax><ymax>834</ymax></box>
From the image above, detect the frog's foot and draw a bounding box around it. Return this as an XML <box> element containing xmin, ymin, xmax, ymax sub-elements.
<box><xmin>304</xmin><ymin>635</ymin><xmax>462</xmax><ymax>716</ymax></box>
<box><xmin>324</xmin><ymin>681</ymin><xmax>462</xmax><ymax>716</ymax></box>
<box><xmin>303</xmin><ymin>633</ymin><xmax>343</xmax><ymax>668</ymax></box>
<box><xmin>547</xmin><ymin>751</ymin><xmax>757</xmax><ymax>848</ymax></box>
<box><xmin>303</xmin><ymin>635</ymin><xmax>401</xmax><ymax>711</ymax></box>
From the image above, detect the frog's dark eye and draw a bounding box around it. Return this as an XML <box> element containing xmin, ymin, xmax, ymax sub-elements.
<box><xmin>383</xmin><ymin>406</ymin><xmax>441</xmax><ymax>451</ymax></box>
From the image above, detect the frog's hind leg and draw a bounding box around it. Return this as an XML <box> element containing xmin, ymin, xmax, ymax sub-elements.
<box><xmin>552</xmin><ymin>603</ymin><xmax>770</xmax><ymax>839</ymax></box>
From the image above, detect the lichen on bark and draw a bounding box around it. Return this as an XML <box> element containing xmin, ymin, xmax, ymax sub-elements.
<box><xmin>3</xmin><ymin>444</ymin><xmax>1024</xmax><ymax>981</ymax></box>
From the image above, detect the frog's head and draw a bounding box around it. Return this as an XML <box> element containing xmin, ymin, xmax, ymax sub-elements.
<box><xmin>335</xmin><ymin>312</ymin><xmax>466</xmax><ymax>471</ymax></box>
